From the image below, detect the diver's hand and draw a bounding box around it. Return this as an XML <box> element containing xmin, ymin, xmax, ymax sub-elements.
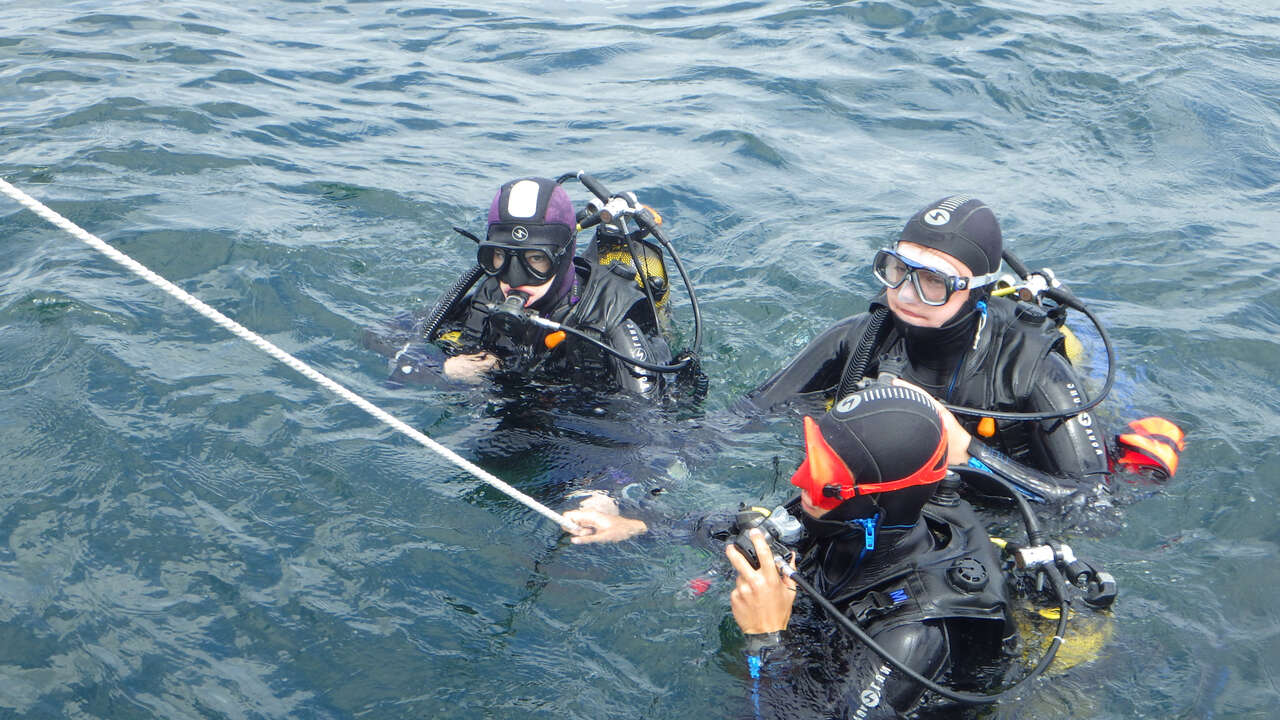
<box><xmin>726</xmin><ymin>529</ymin><xmax>797</xmax><ymax>635</ymax></box>
<box><xmin>891</xmin><ymin>378</ymin><xmax>973</xmax><ymax>465</ymax></box>
<box><xmin>442</xmin><ymin>352</ymin><xmax>499</xmax><ymax>383</ymax></box>
<box><xmin>563</xmin><ymin>509</ymin><xmax>648</xmax><ymax>544</ymax></box>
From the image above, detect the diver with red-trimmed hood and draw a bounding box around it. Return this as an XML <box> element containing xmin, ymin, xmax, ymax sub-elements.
<box><xmin>366</xmin><ymin>175</ymin><xmax>699</xmax><ymax>402</ymax></box>
<box><xmin>726</xmin><ymin>384</ymin><xmax>1013</xmax><ymax>718</ymax></box>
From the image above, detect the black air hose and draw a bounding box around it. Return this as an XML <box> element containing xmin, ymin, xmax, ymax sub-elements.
<box><xmin>421</xmin><ymin>264</ymin><xmax>484</xmax><ymax>342</ymax></box>
<box><xmin>835</xmin><ymin>305</ymin><xmax>891</xmax><ymax>399</ymax></box>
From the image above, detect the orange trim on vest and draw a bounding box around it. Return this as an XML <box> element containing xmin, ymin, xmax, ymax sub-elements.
<box><xmin>977</xmin><ymin>416</ymin><xmax>996</xmax><ymax>438</ymax></box>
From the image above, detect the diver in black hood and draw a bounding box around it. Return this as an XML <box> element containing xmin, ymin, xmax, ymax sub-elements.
<box><xmin>727</xmin><ymin>384</ymin><xmax>1011</xmax><ymax>718</ymax></box>
<box><xmin>746</xmin><ymin>196</ymin><xmax>1182</xmax><ymax>503</ymax></box>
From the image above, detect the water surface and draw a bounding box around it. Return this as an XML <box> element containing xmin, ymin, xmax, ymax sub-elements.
<box><xmin>1</xmin><ymin>1</ymin><xmax>1278</xmax><ymax>718</ymax></box>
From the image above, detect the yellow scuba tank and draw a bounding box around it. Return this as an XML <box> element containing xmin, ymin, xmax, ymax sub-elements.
<box><xmin>1059</xmin><ymin>323</ymin><xmax>1085</xmax><ymax>367</ymax></box>
<box><xmin>592</xmin><ymin>210</ymin><xmax>671</xmax><ymax>306</ymax></box>
<box><xmin>1017</xmin><ymin>602</ymin><xmax>1114</xmax><ymax>674</ymax></box>
<box><xmin>989</xmin><ymin>536</ymin><xmax>1114</xmax><ymax>674</ymax></box>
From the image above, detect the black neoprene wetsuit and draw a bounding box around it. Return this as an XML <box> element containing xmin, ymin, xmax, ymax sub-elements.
<box><xmin>370</xmin><ymin>258</ymin><xmax>672</xmax><ymax>400</ymax></box>
<box><xmin>741</xmin><ymin>497</ymin><xmax>1011</xmax><ymax>719</ymax></box>
<box><xmin>746</xmin><ymin>296</ymin><xmax>1110</xmax><ymax>502</ymax></box>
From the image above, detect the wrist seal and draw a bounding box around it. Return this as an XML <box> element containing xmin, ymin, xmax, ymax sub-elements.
<box><xmin>744</xmin><ymin>631</ymin><xmax>783</xmax><ymax>655</ymax></box>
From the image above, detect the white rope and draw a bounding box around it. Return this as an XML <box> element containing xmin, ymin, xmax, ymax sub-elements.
<box><xmin>0</xmin><ymin>177</ymin><xmax>579</xmax><ymax>533</ymax></box>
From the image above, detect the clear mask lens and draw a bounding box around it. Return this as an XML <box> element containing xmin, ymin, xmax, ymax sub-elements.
<box><xmin>873</xmin><ymin>250</ymin><xmax>954</xmax><ymax>306</ymax></box>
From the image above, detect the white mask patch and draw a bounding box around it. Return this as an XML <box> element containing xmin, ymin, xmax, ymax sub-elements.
<box><xmin>506</xmin><ymin>180</ymin><xmax>541</xmax><ymax>218</ymax></box>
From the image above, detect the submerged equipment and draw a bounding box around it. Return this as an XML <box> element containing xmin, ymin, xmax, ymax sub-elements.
<box><xmin>0</xmin><ymin>178</ymin><xmax>582</xmax><ymax>535</ymax></box>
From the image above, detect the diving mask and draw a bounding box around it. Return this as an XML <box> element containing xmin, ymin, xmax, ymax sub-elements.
<box><xmin>873</xmin><ymin>248</ymin><xmax>1000</xmax><ymax>306</ymax></box>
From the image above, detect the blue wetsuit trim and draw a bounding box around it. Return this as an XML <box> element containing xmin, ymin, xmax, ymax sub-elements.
<box><xmin>968</xmin><ymin>456</ymin><xmax>1044</xmax><ymax>501</ymax></box>
<box><xmin>848</xmin><ymin>513</ymin><xmax>881</xmax><ymax>569</ymax></box>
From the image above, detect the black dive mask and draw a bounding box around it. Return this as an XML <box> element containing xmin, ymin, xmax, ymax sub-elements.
<box><xmin>478</xmin><ymin>243</ymin><xmax>568</xmax><ymax>288</ymax></box>
<box><xmin>480</xmin><ymin>222</ymin><xmax>573</xmax><ymax>289</ymax></box>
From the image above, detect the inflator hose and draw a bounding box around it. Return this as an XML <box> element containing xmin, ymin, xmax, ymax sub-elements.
<box><xmin>940</xmin><ymin>260</ymin><xmax>1117</xmax><ymax>422</ymax></box>
<box><xmin>560</xmin><ymin>171</ymin><xmax>704</xmax><ymax>366</ymax></box>
<box><xmin>421</xmin><ymin>264</ymin><xmax>484</xmax><ymax>343</ymax></box>
<box><xmin>1001</xmin><ymin>249</ymin><xmax>1033</xmax><ymax>280</ymax></box>
<box><xmin>835</xmin><ymin>305</ymin><xmax>891</xmax><ymax>399</ymax></box>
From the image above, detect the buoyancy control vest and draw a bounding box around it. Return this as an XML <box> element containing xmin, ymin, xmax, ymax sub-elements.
<box><xmin>751</xmin><ymin>296</ymin><xmax>1070</xmax><ymax>463</ymax></box>
<box><xmin>794</xmin><ymin>497</ymin><xmax>1010</xmax><ymax>637</ymax></box>
<box><xmin>880</xmin><ymin>297</ymin><xmax>1067</xmax><ymax>415</ymax></box>
<box><xmin>880</xmin><ymin>297</ymin><xmax>1069</xmax><ymax>459</ymax></box>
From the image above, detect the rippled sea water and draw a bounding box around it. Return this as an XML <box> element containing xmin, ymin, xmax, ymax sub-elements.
<box><xmin>2</xmin><ymin>2</ymin><xmax>1278</xmax><ymax>718</ymax></box>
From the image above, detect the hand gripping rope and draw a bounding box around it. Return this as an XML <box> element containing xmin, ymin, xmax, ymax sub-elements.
<box><xmin>0</xmin><ymin>178</ymin><xmax>580</xmax><ymax>534</ymax></box>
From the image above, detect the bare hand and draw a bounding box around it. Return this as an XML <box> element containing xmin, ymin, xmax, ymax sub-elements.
<box><xmin>442</xmin><ymin>352</ymin><xmax>499</xmax><ymax>383</ymax></box>
<box><xmin>726</xmin><ymin>529</ymin><xmax>797</xmax><ymax>635</ymax></box>
<box><xmin>562</xmin><ymin>509</ymin><xmax>648</xmax><ymax>544</ymax></box>
<box><xmin>891</xmin><ymin>377</ymin><xmax>972</xmax><ymax>465</ymax></box>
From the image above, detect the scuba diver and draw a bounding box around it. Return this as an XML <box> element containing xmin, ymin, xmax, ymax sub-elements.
<box><xmin>364</xmin><ymin>173</ymin><xmax>705</xmax><ymax>542</ymax></box>
<box><xmin>745</xmin><ymin>196</ymin><xmax>1183</xmax><ymax>504</ymax></box>
<box><xmin>367</xmin><ymin>174</ymin><xmax>702</xmax><ymax>401</ymax></box>
<box><xmin>725</xmin><ymin>384</ymin><xmax>1101</xmax><ymax>719</ymax></box>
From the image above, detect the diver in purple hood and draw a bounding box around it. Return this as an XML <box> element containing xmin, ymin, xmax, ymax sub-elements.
<box><xmin>374</xmin><ymin>176</ymin><xmax>681</xmax><ymax>401</ymax></box>
<box><xmin>363</xmin><ymin>175</ymin><xmax>701</xmax><ymax>543</ymax></box>
<box><xmin>441</xmin><ymin>176</ymin><xmax>590</xmax><ymax>384</ymax></box>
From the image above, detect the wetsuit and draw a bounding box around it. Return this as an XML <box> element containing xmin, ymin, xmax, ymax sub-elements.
<box><xmin>742</xmin><ymin>496</ymin><xmax>1011</xmax><ymax>719</ymax></box>
<box><xmin>373</xmin><ymin>256</ymin><xmax>672</xmax><ymax>400</ymax></box>
<box><xmin>746</xmin><ymin>296</ymin><xmax>1110</xmax><ymax>502</ymax></box>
